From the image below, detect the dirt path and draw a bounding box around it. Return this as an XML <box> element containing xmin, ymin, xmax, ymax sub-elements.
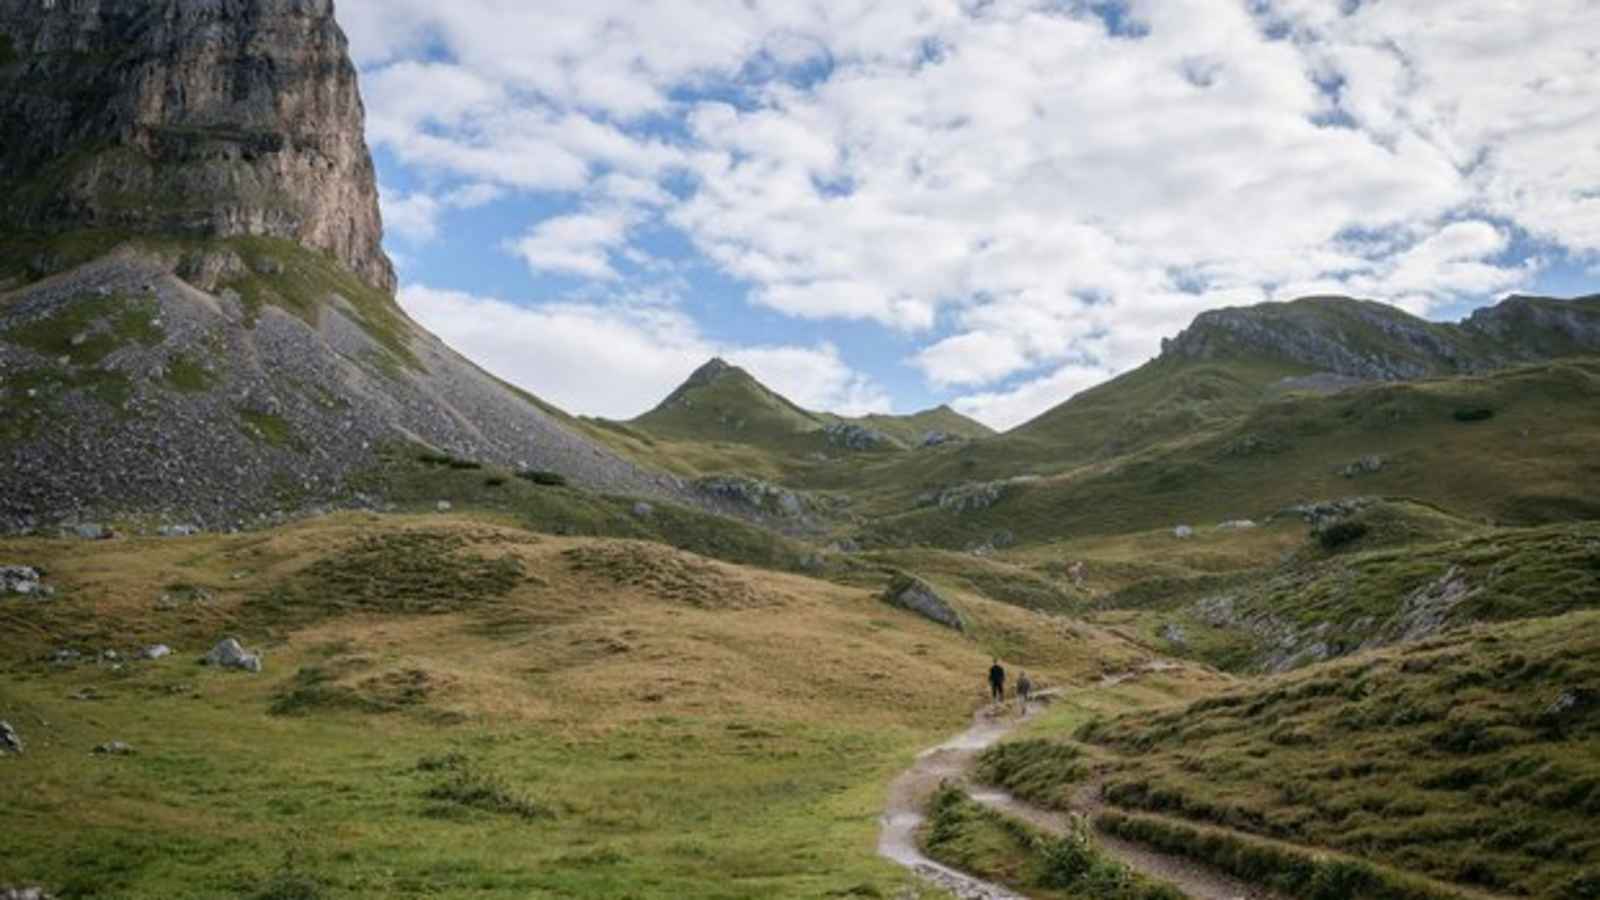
<box><xmin>878</xmin><ymin>672</ymin><xmax>1275</xmax><ymax>900</ymax></box>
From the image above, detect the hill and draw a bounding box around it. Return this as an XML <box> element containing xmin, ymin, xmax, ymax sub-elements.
<box><xmin>979</xmin><ymin>612</ymin><xmax>1600</xmax><ymax>898</ymax></box>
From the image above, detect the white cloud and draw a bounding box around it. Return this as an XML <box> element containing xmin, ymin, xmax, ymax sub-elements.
<box><xmin>342</xmin><ymin>0</ymin><xmax>1599</xmax><ymax>426</ymax></box>
<box><xmin>398</xmin><ymin>286</ymin><xmax>890</xmax><ymax>418</ymax></box>
<box><xmin>380</xmin><ymin>182</ymin><xmax>504</xmax><ymax>244</ymax></box>
<box><xmin>507</xmin><ymin>210</ymin><xmax>635</xmax><ymax>280</ymax></box>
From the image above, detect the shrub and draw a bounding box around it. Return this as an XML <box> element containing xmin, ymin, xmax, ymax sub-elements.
<box><xmin>426</xmin><ymin>766</ymin><xmax>548</xmax><ymax>820</ymax></box>
<box><xmin>1317</xmin><ymin>519</ymin><xmax>1369</xmax><ymax>551</ymax></box>
<box><xmin>1453</xmin><ymin>407</ymin><xmax>1495</xmax><ymax>422</ymax></box>
<box><xmin>517</xmin><ymin>469</ymin><xmax>569</xmax><ymax>487</ymax></box>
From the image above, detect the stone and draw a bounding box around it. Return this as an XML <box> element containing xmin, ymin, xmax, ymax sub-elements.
<box><xmin>1159</xmin><ymin>624</ymin><xmax>1187</xmax><ymax>645</ymax></box>
<box><xmin>202</xmin><ymin>638</ymin><xmax>263</xmax><ymax>673</ymax></box>
<box><xmin>0</xmin><ymin>886</ymin><xmax>52</xmax><ymax>900</ymax></box>
<box><xmin>0</xmin><ymin>720</ymin><xmax>22</xmax><ymax>754</ymax></box>
<box><xmin>824</xmin><ymin>422</ymin><xmax>891</xmax><ymax>451</ymax></box>
<box><xmin>1173</xmin><ymin>525</ymin><xmax>1195</xmax><ymax>539</ymax></box>
<box><xmin>1</xmin><ymin>565</ymin><xmax>44</xmax><ymax>596</ymax></box>
<box><xmin>1216</xmin><ymin>519</ymin><xmax>1257</xmax><ymax>530</ymax></box>
<box><xmin>49</xmin><ymin>649</ymin><xmax>81</xmax><ymax>664</ymax></box>
<box><xmin>72</xmin><ymin>523</ymin><xmax>109</xmax><ymax>540</ymax></box>
<box><xmin>1342</xmin><ymin>455</ymin><xmax>1385</xmax><ymax>478</ymax></box>
<box><xmin>881</xmin><ymin>575</ymin><xmax>963</xmax><ymax>631</ymax></box>
<box><xmin>141</xmin><ymin>644</ymin><xmax>173</xmax><ymax>660</ymax></box>
<box><xmin>436</xmin><ymin>501</ymin><xmax>453</xmax><ymax>512</ymax></box>
<box><xmin>631</xmin><ymin>502</ymin><xmax>654</xmax><ymax>518</ymax></box>
<box><xmin>1067</xmin><ymin>561</ymin><xmax>1086</xmax><ymax>586</ymax></box>
<box><xmin>93</xmin><ymin>741</ymin><xmax>135</xmax><ymax>756</ymax></box>
<box><xmin>158</xmin><ymin>524</ymin><xmax>201</xmax><ymax>538</ymax></box>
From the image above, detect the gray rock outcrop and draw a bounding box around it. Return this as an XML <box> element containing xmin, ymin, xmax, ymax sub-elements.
<box><xmin>881</xmin><ymin>575</ymin><xmax>963</xmax><ymax>631</ymax></box>
<box><xmin>202</xmin><ymin>637</ymin><xmax>262</xmax><ymax>673</ymax></box>
<box><xmin>0</xmin><ymin>0</ymin><xmax>395</xmax><ymax>293</ymax></box>
<box><xmin>824</xmin><ymin>422</ymin><xmax>891</xmax><ymax>450</ymax></box>
<box><xmin>1</xmin><ymin>565</ymin><xmax>47</xmax><ymax>596</ymax></box>
<box><xmin>0</xmin><ymin>720</ymin><xmax>21</xmax><ymax>754</ymax></box>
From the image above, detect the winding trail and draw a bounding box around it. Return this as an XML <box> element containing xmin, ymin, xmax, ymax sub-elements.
<box><xmin>878</xmin><ymin>674</ymin><xmax>1275</xmax><ymax>900</ymax></box>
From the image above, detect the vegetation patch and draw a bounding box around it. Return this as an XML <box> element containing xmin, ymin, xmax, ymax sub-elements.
<box><xmin>517</xmin><ymin>469</ymin><xmax>568</xmax><ymax>487</ymax></box>
<box><xmin>164</xmin><ymin>354</ymin><xmax>216</xmax><ymax>392</ymax></box>
<box><xmin>562</xmin><ymin>542</ymin><xmax>781</xmax><ymax>609</ymax></box>
<box><xmin>8</xmin><ymin>293</ymin><xmax>163</xmax><ymax>365</ymax></box>
<box><xmin>1098</xmin><ymin>812</ymin><xmax>1463</xmax><ymax>900</ymax></box>
<box><xmin>270</xmin><ymin>663</ymin><xmax>444</xmax><ymax>717</ymax></box>
<box><xmin>425</xmin><ymin>762</ymin><xmax>550</xmax><ymax>821</ymax></box>
<box><xmin>251</xmin><ymin>530</ymin><xmax>526</xmax><ymax>626</ymax></box>
<box><xmin>923</xmin><ymin>787</ymin><xmax>1182</xmax><ymax>900</ymax></box>
<box><xmin>1064</xmin><ymin>612</ymin><xmax>1600</xmax><ymax>896</ymax></box>
<box><xmin>1453</xmin><ymin>407</ymin><xmax>1495</xmax><ymax>423</ymax></box>
<box><xmin>0</xmin><ymin>32</ymin><xmax>17</xmax><ymax>67</ymax></box>
<box><xmin>975</xmin><ymin>739</ymin><xmax>1092</xmax><ymax>808</ymax></box>
<box><xmin>239</xmin><ymin>408</ymin><xmax>303</xmax><ymax>450</ymax></box>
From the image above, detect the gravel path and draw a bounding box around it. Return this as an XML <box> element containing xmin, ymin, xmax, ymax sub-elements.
<box><xmin>879</xmin><ymin>669</ymin><xmax>1277</xmax><ymax>900</ymax></box>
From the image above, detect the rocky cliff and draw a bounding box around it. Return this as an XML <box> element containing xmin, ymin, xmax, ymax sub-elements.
<box><xmin>0</xmin><ymin>0</ymin><xmax>393</xmax><ymax>293</ymax></box>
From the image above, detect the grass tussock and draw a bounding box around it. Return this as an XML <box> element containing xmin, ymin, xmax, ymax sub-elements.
<box><xmin>424</xmin><ymin>761</ymin><xmax>550</xmax><ymax>821</ymax></box>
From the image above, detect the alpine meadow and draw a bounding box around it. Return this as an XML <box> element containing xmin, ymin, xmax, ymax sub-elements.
<box><xmin>2</xmin><ymin>2</ymin><xmax>1599</xmax><ymax>899</ymax></box>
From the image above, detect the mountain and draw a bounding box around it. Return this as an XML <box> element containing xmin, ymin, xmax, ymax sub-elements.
<box><xmin>0</xmin><ymin>0</ymin><xmax>687</xmax><ymax>533</ymax></box>
<box><xmin>620</xmin><ymin>357</ymin><xmax>992</xmax><ymax>460</ymax></box>
<box><xmin>0</xmin><ymin>0</ymin><xmax>393</xmax><ymax>293</ymax></box>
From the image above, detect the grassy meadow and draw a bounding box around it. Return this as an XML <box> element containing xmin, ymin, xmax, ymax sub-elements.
<box><xmin>0</xmin><ymin>513</ymin><xmax>1206</xmax><ymax>899</ymax></box>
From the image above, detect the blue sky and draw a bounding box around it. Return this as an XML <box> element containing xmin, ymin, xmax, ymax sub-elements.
<box><xmin>339</xmin><ymin>0</ymin><xmax>1599</xmax><ymax>429</ymax></box>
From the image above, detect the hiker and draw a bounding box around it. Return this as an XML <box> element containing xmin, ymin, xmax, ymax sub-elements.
<box><xmin>988</xmin><ymin>659</ymin><xmax>1006</xmax><ymax>703</ymax></box>
<box><xmin>1017</xmin><ymin>671</ymin><xmax>1033</xmax><ymax>710</ymax></box>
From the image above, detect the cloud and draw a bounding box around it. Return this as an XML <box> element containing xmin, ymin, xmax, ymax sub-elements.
<box><xmin>380</xmin><ymin>183</ymin><xmax>505</xmax><ymax>244</ymax></box>
<box><xmin>507</xmin><ymin>210</ymin><xmax>636</xmax><ymax>280</ymax></box>
<box><xmin>397</xmin><ymin>286</ymin><xmax>890</xmax><ymax>418</ymax></box>
<box><xmin>342</xmin><ymin>0</ymin><xmax>1598</xmax><ymax>425</ymax></box>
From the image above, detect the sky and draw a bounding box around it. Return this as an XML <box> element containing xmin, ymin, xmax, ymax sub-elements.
<box><xmin>336</xmin><ymin>0</ymin><xmax>1600</xmax><ymax>431</ymax></box>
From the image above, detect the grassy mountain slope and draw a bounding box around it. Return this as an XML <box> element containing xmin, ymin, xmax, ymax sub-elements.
<box><xmin>858</xmin><ymin>357</ymin><xmax>1600</xmax><ymax>550</ymax></box>
<box><xmin>996</xmin><ymin>613</ymin><xmax>1600</xmax><ymax>898</ymax></box>
<box><xmin>823</xmin><ymin>404</ymin><xmax>994</xmax><ymax>446</ymax></box>
<box><xmin>0</xmin><ymin>514</ymin><xmax>1208</xmax><ymax>898</ymax></box>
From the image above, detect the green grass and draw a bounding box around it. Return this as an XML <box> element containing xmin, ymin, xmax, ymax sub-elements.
<box><xmin>163</xmin><ymin>354</ymin><xmax>215</xmax><ymax>393</ymax></box>
<box><xmin>1</xmin><ymin>514</ymin><xmax>1144</xmax><ymax>899</ymax></box>
<box><xmin>922</xmin><ymin>786</ymin><xmax>1183</xmax><ymax>900</ymax></box>
<box><xmin>239</xmin><ymin>408</ymin><xmax>303</xmax><ymax>450</ymax></box>
<box><xmin>1097</xmin><ymin>812</ymin><xmax>1467</xmax><ymax>900</ymax></box>
<box><xmin>7</xmin><ymin>292</ymin><xmax>163</xmax><ymax>365</ymax></box>
<box><xmin>1061</xmin><ymin>612</ymin><xmax>1600</xmax><ymax>897</ymax></box>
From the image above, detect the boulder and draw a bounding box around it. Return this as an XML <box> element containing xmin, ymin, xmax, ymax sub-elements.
<box><xmin>0</xmin><ymin>720</ymin><xmax>21</xmax><ymax>755</ymax></box>
<box><xmin>93</xmin><ymin>741</ymin><xmax>135</xmax><ymax>756</ymax></box>
<box><xmin>72</xmin><ymin>523</ymin><xmax>109</xmax><ymax>541</ymax></box>
<box><xmin>1</xmin><ymin>566</ymin><xmax>48</xmax><ymax>597</ymax></box>
<box><xmin>631</xmin><ymin>502</ymin><xmax>654</xmax><ymax>518</ymax></box>
<box><xmin>1173</xmin><ymin>525</ymin><xmax>1195</xmax><ymax>539</ymax></box>
<box><xmin>881</xmin><ymin>575</ymin><xmax>963</xmax><ymax>631</ymax></box>
<box><xmin>435</xmin><ymin>501</ymin><xmax>453</xmax><ymax>512</ymax></box>
<box><xmin>202</xmin><ymin>638</ymin><xmax>263</xmax><ymax>673</ymax></box>
<box><xmin>1216</xmin><ymin>519</ymin><xmax>1257</xmax><ymax>530</ymax></box>
<box><xmin>158</xmin><ymin>524</ymin><xmax>201</xmax><ymax>538</ymax></box>
<box><xmin>1342</xmin><ymin>455</ymin><xmax>1385</xmax><ymax>478</ymax></box>
<box><xmin>140</xmin><ymin>645</ymin><xmax>173</xmax><ymax>661</ymax></box>
<box><xmin>0</xmin><ymin>887</ymin><xmax>53</xmax><ymax>900</ymax></box>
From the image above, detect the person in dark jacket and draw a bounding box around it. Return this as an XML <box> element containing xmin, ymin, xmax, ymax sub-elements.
<box><xmin>1016</xmin><ymin>671</ymin><xmax>1034</xmax><ymax>712</ymax></box>
<box><xmin>988</xmin><ymin>659</ymin><xmax>1006</xmax><ymax>703</ymax></box>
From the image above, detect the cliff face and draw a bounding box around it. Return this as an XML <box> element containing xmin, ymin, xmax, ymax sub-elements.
<box><xmin>0</xmin><ymin>0</ymin><xmax>394</xmax><ymax>293</ymax></box>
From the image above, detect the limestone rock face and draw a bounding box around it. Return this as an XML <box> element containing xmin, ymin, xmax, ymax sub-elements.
<box><xmin>0</xmin><ymin>0</ymin><xmax>395</xmax><ymax>293</ymax></box>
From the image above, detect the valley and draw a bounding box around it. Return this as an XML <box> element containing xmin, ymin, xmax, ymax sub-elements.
<box><xmin>3</xmin><ymin>1</ymin><xmax>1600</xmax><ymax>898</ymax></box>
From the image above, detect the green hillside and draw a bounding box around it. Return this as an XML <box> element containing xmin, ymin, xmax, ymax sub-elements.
<box><xmin>984</xmin><ymin>612</ymin><xmax>1600</xmax><ymax>898</ymax></box>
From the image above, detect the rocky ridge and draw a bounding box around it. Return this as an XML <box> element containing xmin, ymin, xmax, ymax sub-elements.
<box><xmin>1161</xmin><ymin>294</ymin><xmax>1600</xmax><ymax>381</ymax></box>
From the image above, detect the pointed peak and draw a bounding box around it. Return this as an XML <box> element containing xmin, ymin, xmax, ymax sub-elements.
<box><xmin>679</xmin><ymin>356</ymin><xmax>757</xmax><ymax>391</ymax></box>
